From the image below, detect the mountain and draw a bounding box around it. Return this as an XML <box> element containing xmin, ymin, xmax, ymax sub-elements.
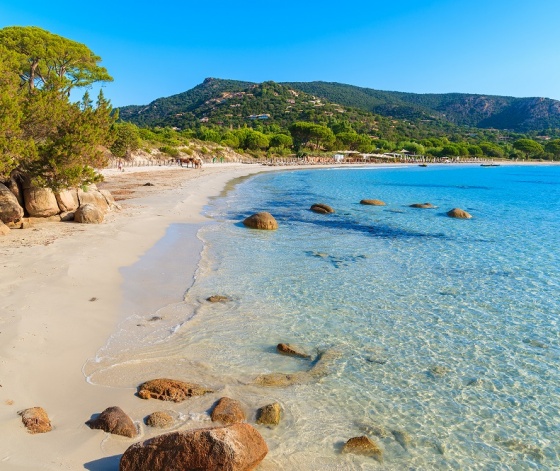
<box><xmin>117</xmin><ymin>78</ymin><xmax>560</xmax><ymax>134</ymax></box>
<box><xmin>282</xmin><ymin>81</ymin><xmax>560</xmax><ymax>132</ymax></box>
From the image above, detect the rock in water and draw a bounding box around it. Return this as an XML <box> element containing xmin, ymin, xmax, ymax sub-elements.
<box><xmin>391</xmin><ymin>429</ymin><xmax>412</xmax><ymax>450</ymax></box>
<box><xmin>277</xmin><ymin>343</ymin><xmax>311</xmax><ymax>359</ymax></box>
<box><xmin>447</xmin><ymin>208</ymin><xmax>472</xmax><ymax>219</ymax></box>
<box><xmin>242</xmin><ymin>212</ymin><xmax>278</xmax><ymax>230</ymax></box>
<box><xmin>211</xmin><ymin>397</ymin><xmax>246</xmax><ymax>425</ymax></box>
<box><xmin>119</xmin><ymin>423</ymin><xmax>268</xmax><ymax>471</ymax></box>
<box><xmin>137</xmin><ymin>378</ymin><xmax>213</xmax><ymax>402</ymax></box>
<box><xmin>74</xmin><ymin>203</ymin><xmax>104</xmax><ymax>224</ymax></box>
<box><xmin>256</xmin><ymin>403</ymin><xmax>282</xmax><ymax>426</ymax></box>
<box><xmin>410</xmin><ymin>202</ymin><xmax>436</xmax><ymax>209</ymax></box>
<box><xmin>342</xmin><ymin>436</ymin><xmax>383</xmax><ymax>461</ymax></box>
<box><xmin>310</xmin><ymin>203</ymin><xmax>334</xmax><ymax>214</ymax></box>
<box><xmin>145</xmin><ymin>411</ymin><xmax>174</xmax><ymax>428</ymax></box>
<box><xmin>18</xmin><ymin>407</ymin><xmax>52</xmax><ymax>434</ymax></box>
<box><xmin>0</xmin><ymin>183</ymin><xmax>24</xmax><ymax>224</ymax></box>
<box><xmin>206</xmin><ymin>295</ymin><xmax>231</xmax><ymax>303</ymax></box>
<box><xmin>360</xmin><ymin>199</ymin><xmax>386</xmax><ymax>206</ymax></box>
<box><xmin>86</xmin><ymin>406</ymin><xmax>137</xmax><ymax>438</ymax></box>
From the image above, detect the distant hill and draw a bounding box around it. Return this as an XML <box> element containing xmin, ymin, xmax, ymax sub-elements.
<box><xmin>118</xmin><ymin>78</ymin><xmax>560</xmax><ymax>134</ymax></box>
<box><xmin>282</xmin><ymin>81</ymin><xmax>560</xmax><ymax>132</ymax></box>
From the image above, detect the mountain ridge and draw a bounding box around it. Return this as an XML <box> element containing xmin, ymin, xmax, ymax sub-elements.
<box><xmin>118</xmin><ymin>78</ymin><xmax>560</xmax><ymax>133</ymax></box>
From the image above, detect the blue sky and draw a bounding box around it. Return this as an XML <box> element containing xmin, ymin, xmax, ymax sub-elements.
<box><xmin>2</xmin><ymin>0</ymin><xmax>560</xmax><ymax>107</ymax></box>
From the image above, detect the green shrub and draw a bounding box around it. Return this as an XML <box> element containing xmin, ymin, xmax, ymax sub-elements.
<box><xmin>159</xmin><ymin>146</ymin><xmax>180</xmax><ymax>157</ymax></box>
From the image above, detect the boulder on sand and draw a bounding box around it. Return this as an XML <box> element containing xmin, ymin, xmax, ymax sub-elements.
<box><xmin>447</xmin><ymin>208</ymin><xmax>472</xmax><ymax>219</ymax></box>
<box><xmin>310</xmin><ymin>203</ymin><xmax>334</xmax><ymax>214</ymax></box>
<box><xmin>78</xmin><ymin>185</ymin><xmax>109</xmax><ymax>213</ymax></box>
<box><xmin>119</xmin><ymin>423</ymin><xmax>268</xmax><ymax>471</ymax></box>
<box><xmin>86</xmin><ymin>406</ymin><xmax>137</xmax><ymax>438</ymax></box>
<box><xmin>137</xmin><ymin>378</ymin><xmax>213</xmax><ymax>402</ymax></box>
<box><xmin>74</xmin><ymin>203</ymin><xmax>104</xmax><ymax>224</ymax></box>
<box><xmin>23</xmin><ymin>187</ymin><xmax>60</xmax><ymax>217</ymax></box>
<box><xmin>145</xmin><ymin>411</ymin><xmax>174</xmax><ymax>428</ymax></box>
<box><xmin>18</xmin><ymin>407</ymin><xmax>52</xmax><ymax>434</ymax></box>
<box><xmin>211</xmin><ymin>397</ymin><xmax>246</xmax><ymax>425</ymax></box>
<box><xmin>242</xmin><ymin>212</ymin><xmax>278</xmax><ymax>230</ymax></box>
<box><xmin>0</xmin><ymin>221</ymin><xmax>10</xmax><ymax>236</ymax></box>
<box><xmin>0</xmin><ymin>183</ymin><xmax>24</xmax><ymax>224</ymax></box>
<box><xmin>55</xmin><ymin>189</ymin><xmax>79</xmax><ymax>212</ymax></box>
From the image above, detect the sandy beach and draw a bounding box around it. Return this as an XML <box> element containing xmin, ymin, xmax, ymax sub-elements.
<box><xmin>0</xmin><ymin>162</ymin><xmax>290</xmax><ymax>470</ymax></box>
<box><xmin>1</xmin><ymin>160</ymin><xmax>554</xmax><ymax>470</ymax></box>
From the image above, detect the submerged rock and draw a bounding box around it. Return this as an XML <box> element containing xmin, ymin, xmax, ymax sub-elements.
<box><xmin>410</xmin><ymin>202</ymin><xmax>436</xmax><ymax>209</ymax></box>
<box><xmin>310</xmin><ymin>203</ymin><xmax>334</xmax><ymax>214</ymax></box>
<box><xmin>356</xmin><ymin>422</ymin><xmax>392</xmax><ymax>439</ymax></box>
<box><xmin>360</xmin><ymin>199</ymin><xmax>386</xmax><ymax>206</ymax></box>
<box><xmin>119</xmin><ymin>423</ymin><xmax>268</xmax><ymax>471</ymax></box>
<box><xmin>342</xmin><ymin>436</ymin><xmax>383</xmax><ymax>461</ymax></box>
<box><xmin>254</xmin><ymin>348</ymin><xmax>341</xmax><ymax>387</ymax></box>
<box><xmin>277</xmin><ymin>343</ymin><xmax>311</xmax><ymax>359</ymax></box>
<box><xmin>523</xmin><ymin>338</ymin><xmax>548</xmax><ymax>349</ymax></box>
<box><xmin>18</xmin><ymin>407</ymin><xmax>52</xmax><ymax>434</ymax></box>
<box><xmin>211</xmin><ymin>397</ymin><xmax>246</xmax><ymax>425</ymax></box>
<box><xmin>242</xmin><ymin>212</ymin><xmax>278</xmax><ymax>230</ymax></box>
<box><xmin>391</xmin><ymin>429</ymin><xmax>412</xmax><ymax>450</ymax></box>
<box><xmin>429</xmin><ymin>365</ymin><xmax>450</xmax><ymax>377</ymax></box>
<box><xmin>145</xmin><ymin>411</ymin><xmax>174</xmax><ymax>428</ymax></box>
<box><xmin>86</xmin><ymin>406</ymin><xmax>137</xmax><ymax>438</ymax></box>
<box><xmin>447</xmin><ymin>208</ymin><xmax>472</xmax><ymax>219</ymax></box>
<box><xmin>138</xmin><ymin>378</ymin><xmax>213</xmax><ymax>402</ymax></box>
<box><xmin>497</xmin><ymin>437</ymin><xmax>544</xmax><ymax>461</ymax></box>
<box><xmin>206</xmin><ymin>295</ymin><xmax>231</xmax><ymax>303</ymax></box>
<box><xmin>256</xmin><ymin>403</ymin><xmax>282</xmax><ymax>426</ymax></box>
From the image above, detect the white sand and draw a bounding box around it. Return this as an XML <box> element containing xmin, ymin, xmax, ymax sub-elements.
<box><xmin>0</xmin><ymin>162</ymin><xmax>282</xmax><ymax>470</ymax></box>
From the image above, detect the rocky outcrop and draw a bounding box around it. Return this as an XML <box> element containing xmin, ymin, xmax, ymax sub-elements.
<box><xmin>447</xmin><ymin>208</ymin><xmax>472</xmax><ymax>219</ymax></box>
<box><xmin>74</xmin><ymin>203</ymin><xmax>104</xmax><ymax>224</ymax></box>
<box><xmin>310</xmin><ymin>203</ymin><xmax>334</xmax><ymax>214</ymax></box>
<box><xmin>342</xmin><ymin>436</ymin><xmax>383</xmax><ymax>461</ymax></box>
<box><xmin>100</xmin><ymin>189</ymin><xmax>119</xmax><ymax>210</ymax></box>
<box><xmin>119</xmin><ymin>423</ymin><xmax>268</xmax><ymax>471</ymax></box>
<box><xmin>86</xmin><ymin>406</ymin><xmax>137</xmax><ymax>438</ymax></box>
<box><xmin>0</xmin><ymin>221</ymin><xmax>10</xmax><ymax>236</ymax></box>
<box><xmin>256</xmin><ymin>403</ymin><xmax>281</xmax><ymax>426</ymax></box>
<box><xmin>145</xmin><ymin>411</ymin><xmax>174</xmax><ymax>428</ymax></box>
<box><xmin>410</xmin><ymin>202</ymin><xmax>436</xmax><ymax>209</ymax></box>
<box><xmin>78</xmin><ymin>185</ymin><xmax>109</xmax><ymax>213</ymax></box>
<box><xmin>277</xmin><ymin>343</ymin><xmax>311</xmax><ymax>359</ymax></box>
<box><xmin>211</xmin><ymin>397</ymin><xmax>246</xmax><ymax>425</ymax></box>
<box><xmin>360</xmin><ymin>199</ymin><xmax>386</xmax><ymax>206</ymax></box>
<box><xmin>18</xmin><ymin>407</ymin><xmax>52</xmax><ymax>434</ymax></box>
<box><xmin>55</xmin><ymin>189</ymin><xmax>79</xmax><ymax>212</ymax></box>
<box><xmin>137</xmin><ymin>378</ymin><xmax>213</xmax><ymax>402</ymax></box>
<box><xmin>0</xmin><ymin>183</ymin><xmax>24</xmax><ymax>224</ymax></box>
<box><xmin>242</xmin><ymin>212</ymin><xmax>278</xmax><ymax>230</ymax></box>
<box><xmin>23</xmin><ymin>187</ymin><xmax>60</xmax><ymax>217</ymax></box>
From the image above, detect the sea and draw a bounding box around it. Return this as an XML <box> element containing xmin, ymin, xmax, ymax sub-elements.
<box><xmin>87</xmin><ymin>164</ymin><xmax>560</xmax><ymax>470</ymax></box>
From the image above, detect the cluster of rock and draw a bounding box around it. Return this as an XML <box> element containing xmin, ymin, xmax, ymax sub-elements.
<box><xmin>0</xmin><ymin>179</ymin><xmax>118</xmax><ymax>235</ymax></box>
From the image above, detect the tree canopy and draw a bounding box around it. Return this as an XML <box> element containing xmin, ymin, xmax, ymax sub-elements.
<box><xmin>0</xmin><ymin>26</ymin><xmax>115</xmax><ymax>189</ymax></box>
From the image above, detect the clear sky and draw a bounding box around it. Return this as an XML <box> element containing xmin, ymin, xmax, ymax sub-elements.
<box><xmin>2</xmin><ymin>0</ymin><xmax>560</xmax><ymax>107</ymax></box>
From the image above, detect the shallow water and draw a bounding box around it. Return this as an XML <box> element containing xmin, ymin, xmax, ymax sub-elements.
<box><xmin>88</xmin><ymin>164</ymin><xmax>560</xmax><ymax>469</ymax></box>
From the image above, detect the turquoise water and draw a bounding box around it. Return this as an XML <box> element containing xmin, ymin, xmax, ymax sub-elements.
<box><xmin>191</xmin><ymin>165</ymin><xmax>560</xmax><ymax>469</ymax></box>
<box><xmin>89</xmin><ymin>164</ymin><xmax>560</xmax><ymax>469</ymax></box>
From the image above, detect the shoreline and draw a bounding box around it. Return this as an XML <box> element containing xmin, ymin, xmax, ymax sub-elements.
<box><xmin>0</xmin><ymin>163</ymin><xmax>286</xmax><ymax>470</ymax></box>
<box><xmin>0</xmin><ymin>160</ymin><xmax>555</xmax><ymax>469</ymax></box>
